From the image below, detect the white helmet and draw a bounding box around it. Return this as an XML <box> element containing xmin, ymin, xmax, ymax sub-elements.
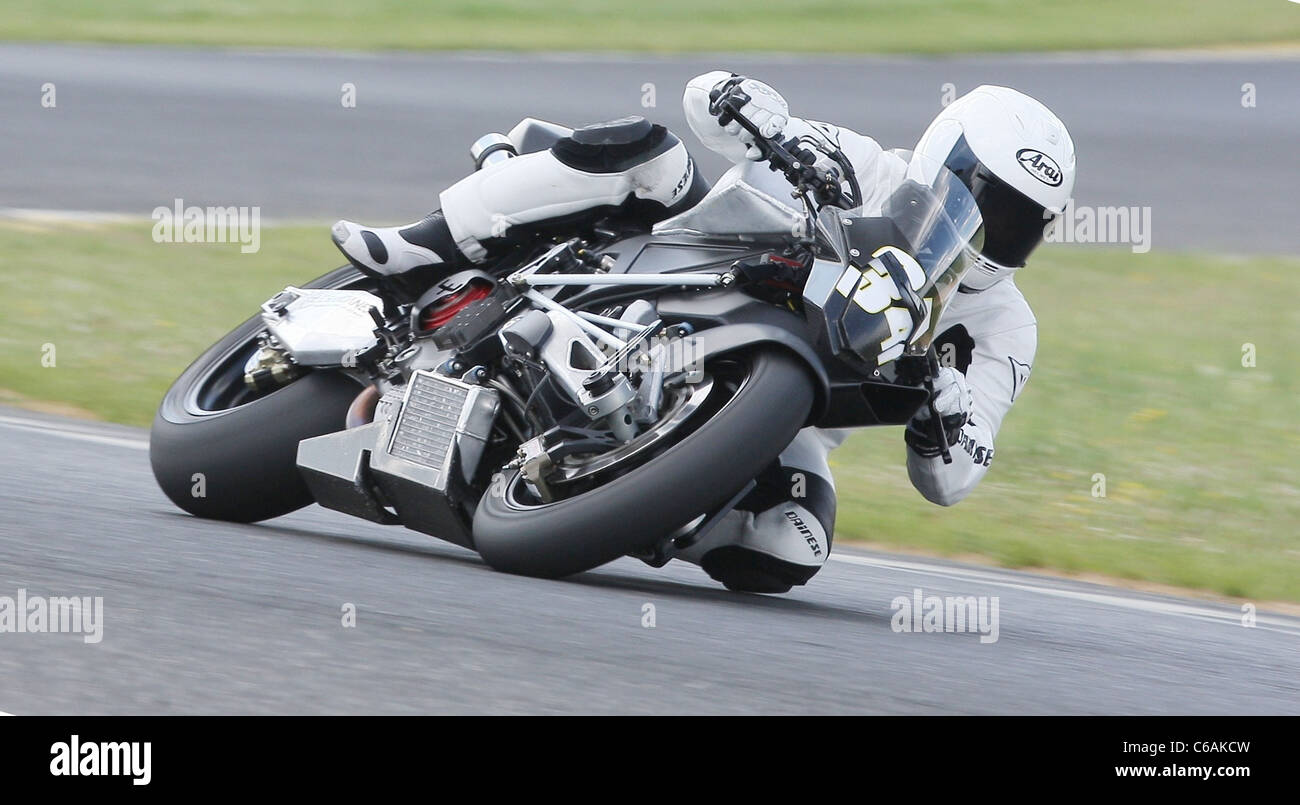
<box><xmin>915</xmin><ymin>85</ymin><xmax>1076</xmax><ymax>291</ymax></box>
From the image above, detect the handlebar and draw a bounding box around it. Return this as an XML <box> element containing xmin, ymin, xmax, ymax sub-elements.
<box><xmin>708</xmin><ymin>84</ymin><xmax>859</xmax><ymax>210</ymax></box>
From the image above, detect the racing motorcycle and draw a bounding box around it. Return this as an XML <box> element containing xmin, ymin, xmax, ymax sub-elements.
<box><xmin>149</xmin><ymin>99</ymin><xmax>984</xmax><ymax>579</ymax></box>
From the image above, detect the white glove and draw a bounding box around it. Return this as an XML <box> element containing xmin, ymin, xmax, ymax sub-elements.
<box><xmin>905</xmin><ymin>367</ymin><xmax>973</xmax><ymax>456</ymax></box>
<box><xmin>924</xmin><ymin>367</ymin><xmax>972</xmax><ymax>420</ymax></box>
<box><xmin>714</xmin><ymin>77</ymin><xmax>790</xmax><ymax>161</ymax></box>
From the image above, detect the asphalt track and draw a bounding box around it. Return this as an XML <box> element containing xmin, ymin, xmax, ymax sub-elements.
<box><xmin>1</xmin><ymin>45</ymin><xmax>1298</xmax><ymax>714</ymax></box>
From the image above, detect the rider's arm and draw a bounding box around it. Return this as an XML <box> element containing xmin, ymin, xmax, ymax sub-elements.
<box><xmin>907</xmin><ymin>316</ymin><xmax>1037</xmax><ymax>506</ymax></box>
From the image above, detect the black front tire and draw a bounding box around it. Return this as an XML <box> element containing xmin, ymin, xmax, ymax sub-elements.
<box><xmin>472</xmin><ymin>349</ymin><xmax>814</xmax><ymax>578</ymax></box>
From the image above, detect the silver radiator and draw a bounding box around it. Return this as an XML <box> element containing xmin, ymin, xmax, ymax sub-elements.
<box><xmin>380</xmin><ymin>371</ymin><xmax>499</xmax><ymax>492</ymax></box>
<box><xmin>297</xmin><ymin>370</ymin><xmax>500</xmax><ymax>549</ymax></box>
<box><xmin>388</xmin><ymin>372</ymin><xmax>472</xmax><ymax>481</ymax></box>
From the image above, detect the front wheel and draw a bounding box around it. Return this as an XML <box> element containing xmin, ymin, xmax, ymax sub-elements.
<box><xmin>472</xmin><ymin>349</ymin><xmax>814</xmax><ymax>578</ymax></box>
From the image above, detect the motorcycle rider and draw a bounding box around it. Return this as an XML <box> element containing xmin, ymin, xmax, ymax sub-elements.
<box><xmin>331</xmin><ymin>72</ymin><xmax>1076</xmax><ymax>594</ymax></box>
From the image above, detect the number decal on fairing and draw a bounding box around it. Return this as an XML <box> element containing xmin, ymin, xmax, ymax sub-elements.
<box><xmin>835</xmin><ymin>246</ymin><xmax>932</xmax><ymax>364</ymax></box>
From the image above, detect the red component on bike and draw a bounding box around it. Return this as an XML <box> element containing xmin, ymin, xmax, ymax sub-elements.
<box><xmin>767</xmin><ymin>254</ymin><xmax>804</xmax><ymax>268</ymax></box>
<box><xmin>418</xmin><ymin>279</ymin><xmax>493</xmax><ymax>331</ymax></box>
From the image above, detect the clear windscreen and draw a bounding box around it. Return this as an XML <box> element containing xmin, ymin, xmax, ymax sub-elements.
<box><xmin>651</xmin><ymin>168</ymin><xmax>805</xmax><ymax>240</ymax></box>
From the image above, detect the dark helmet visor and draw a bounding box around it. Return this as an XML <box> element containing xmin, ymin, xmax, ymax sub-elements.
<box><xmin>942</xmin><ymin>134</ymin><xmax>1051</xmax><ymax>267</ymax></box>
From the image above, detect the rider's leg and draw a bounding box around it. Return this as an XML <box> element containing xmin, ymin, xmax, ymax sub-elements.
<box><xmin>332</xmin><ymin>117</ymin><xmax>708</xmax><ymax>277</ymax></box>
<box><xmin>674</xmin><ymin>428</ymin><xmax>849</xmax><ymax>594</ymax></box>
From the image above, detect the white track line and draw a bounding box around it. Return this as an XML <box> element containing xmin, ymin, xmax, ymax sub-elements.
<box><xmin>831</xmin><ymin>552</ymin><xmax>1300</xmax><ymax>636</ymax></box>
<box><xmin>0</xmin><ymin>207</ymin><xmax>331</xmax><ymax>228</ymax></box>
<box><xmin>0</xmin><ymin>414</ymin><xmax>148</xmax><ymax>451</ymax></box>
<box><xmin>0</xmin><ymin>208</ymin><xmax>143</xmax><ymax>224</ymax></box>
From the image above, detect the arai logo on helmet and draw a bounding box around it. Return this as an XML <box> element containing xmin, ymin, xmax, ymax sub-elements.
<box><xmin>1016</xmin><ymin>148</ymin><xmax>1063</xmax><ymax>187</ymax></box>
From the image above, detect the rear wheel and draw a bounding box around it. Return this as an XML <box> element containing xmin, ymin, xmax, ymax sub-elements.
<box><xmin>472</xmin><ymin>349</ymin><xmax>814</xmax><ymax>578</ymax></box>
<box><xmin>149</xmin><ymin>266</ymin><xmax>368</xmax><ymax>522</ymax></box>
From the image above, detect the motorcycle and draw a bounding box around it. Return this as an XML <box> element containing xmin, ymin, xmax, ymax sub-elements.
<box><xmin>149</xmin><ymin>100</ymin><xmax>984</xmax><ymax>579</ymax></box>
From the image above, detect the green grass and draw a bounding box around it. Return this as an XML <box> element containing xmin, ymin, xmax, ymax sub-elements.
<box><xmin>1</xmin><ymin>219</ymin><xmax>1297</xmax><ymax>601</ymax></box>
<box><xmin>0</xmin><ymin>219</ymin><xmax>332</xmax><ymax>425</ymax></box>
<box><xmin>2</xmin><ymin>0</ymin><xmax>1299</xmax><ymax>53</ymax></box>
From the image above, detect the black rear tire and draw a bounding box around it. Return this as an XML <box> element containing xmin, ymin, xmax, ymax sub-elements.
<box><xmin>472</xmin><ymin>349</ymin><xmax>814</xmax><ymax>578</ymax></box>
<box><xmin>149</xmin><ymin>266</ymin><xmax>367</xmax><ymax>523</ymax></box>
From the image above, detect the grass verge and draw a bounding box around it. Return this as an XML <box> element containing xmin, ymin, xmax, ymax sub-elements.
<box><xmin>2</xmin><ymin>0</ymin><xmax>1299</xmax><ymax>54</ymax></box>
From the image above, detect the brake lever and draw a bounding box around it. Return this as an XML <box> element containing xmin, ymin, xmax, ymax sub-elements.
<box><xmin>712</xmin><ymin>93</ymin><xmax>776</xmax><ymax>160</ymax></box>
<box><xmin>923</xmin><ymin>347</ymin><xmax>954</xmax><ymax>465</ymax></box>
